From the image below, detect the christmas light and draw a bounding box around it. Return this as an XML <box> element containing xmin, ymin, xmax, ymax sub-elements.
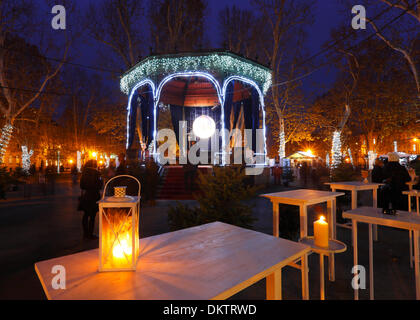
<box><xmin>279</xmin><ymin>131</ymin><xmax>285</xmax><ymax>160</ymax></box>
<box><xmin>120</xmin><ymin>52</ymin><xmax>271</xmax><ymax>95</ymax></box>
<box><xmin>126</xmin><ymin>79</ymin><xmax>156</xmax><ymax>149</ymax></box>
<box><xmin>0</xmin><ymin>124</ymin><xmax>13</xmax><ymax>163</ymax></box>
<box><xmin>122</xmin><ymin>55</ymin><xmax>272</xmax><ymax>165</ymax></box>
<box><xmin>21</xmin><ymin>146</ymin><xmax>33</xmax><ymax>173</ymax></box>
<box><xmin>77</xmin><ymin>151</ymin><xmax>82</xmax><ymax>172</ymax></box>
<box><xmin>331</xmin><ymin>130</ymin><xmax>342</xmax><ymax>168</ymax></box>
<box><xmin>368</xmin><ymin>150</ymin><xmax>376</xmax><ymax>170</ymax></box>
<box><xmin>348</xmin><ymin>148</ymin><xmax>354</xmax><ymax>166</ymax></box>
<box><xmin>222</xmin><ymin>76</ymin><xmax>267</xmax><ymax>164</ymax></box>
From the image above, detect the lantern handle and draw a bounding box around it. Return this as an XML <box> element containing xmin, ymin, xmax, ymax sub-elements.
<box><xmin>102</xmin><ymin>174</ymin><xmax>141</xmax><ymax>199</ymax></box>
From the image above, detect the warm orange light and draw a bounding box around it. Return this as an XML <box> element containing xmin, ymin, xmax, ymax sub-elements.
<box><xmin>414</xmin><ymin>138</ymin><xmax>418</xmax><ymax>142</ymax></box>
<box><xmin>100</xmin><ymin>208</ymin><xmax>139</xmax><ymax>271</ymax></box>
<box><xmin>112</xmin><ymin>234</ymin><xmax>132</xmax><ymax>258</ymax></box>
<box><xmin>91</xmin><ymin>152</ymin><xmax>97</xmax><ymax>158</ymax></box>
<box><xmin>69</xmin><ymin>159</ymin><xmax>73</xmax><ymax>164</ymax></box>
<box><xmin>319</xmin><ymin>216</ymin><xmax>326</xmax><ymax>223</ymax></box>
<box><xmin>306</xmin><ymin>149</ymin><xmax>313</xmax><ymax>155</ymax></box>
<box><xmin>99</xmin><ymin>160</ymin><xmax>103</xmax><ymax>165</ymax></box>
<box><xmin>345</xmin><ymin>158</ymin><xmax>350</xmax><ymax>163</ymax></box>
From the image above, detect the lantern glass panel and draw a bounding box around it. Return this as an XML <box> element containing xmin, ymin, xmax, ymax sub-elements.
<box><xmin>101</xmin><ymin>207</ymin><xmax>137</xmax><ymax>270</ymax></box>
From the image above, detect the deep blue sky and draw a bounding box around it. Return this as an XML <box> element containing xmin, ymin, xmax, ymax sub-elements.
<box><xmin>36</xmin><ymin>0</ymin><xmax>345</xmax><ymax>100</ymax></box>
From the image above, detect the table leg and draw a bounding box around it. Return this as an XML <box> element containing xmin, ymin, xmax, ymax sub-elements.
<box><xmin>351</xmin><ymin>190</ymin><xmax>357</xmax><ymax>210</ymax></box>
<box><xmin>352</xmin><ymin>219</ymin><xmax>359</xmax><ymax>300</ymax></box>
<box><xmin>414</xmin><ymin>230</ymin><xmax>420</xmax><ymax>300</ymax></box>
<box><xmin>301</xmin><ymin>253</ymin><xmax>309</xmax><ymax>300</ymax></box>
<box><xmin>372</xmin><ymin>189</ymin><xmax>378</xmax><ymax>241</ymax></box>
<box><xmin>416</xmin><ymin>197</ymin><xmax>419</xmax><ymax>215</ymax></box>
<box><xmin>299</xmin><ymin>205</ymin><xmax>308</xmax><ymax>239</ymax></box>
<box><xmin>408</xmin><ymin>195</ymin><xmax>412</xmax><ymax>213</ymax></box>
<box><xmin>410</xmin><ymin>230</ymin><xmax>414</xmax><ymax>269</ymax></box>
<box><xmin>320</xmin><ymin>253</ymin><xmax>325</xmax><ymax>300</ymax></box>
<box><xmin>369</xmin><ymin>223</ymin><xmax>374</xmax><ymax>300</ymax></box>
<box><xmin>327</xmin><ymin>199</ymin><xmax>335</xmax><ymax>282</ymax></box>
<box><xmin>273</xmin><ymin>202</ymin><xmax>279</xmax><ymax>237</ymax></box>
<box><xmin>266</xmin><ymin>268</ymin><xmax>282</xmax><ymax>300</ymax></box>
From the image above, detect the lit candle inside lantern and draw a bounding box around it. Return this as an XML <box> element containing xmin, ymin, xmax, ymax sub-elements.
<box><xmin>314</xmin><ymin>216</ymin><xmax>329</xmax><ymax>248</ymax></box>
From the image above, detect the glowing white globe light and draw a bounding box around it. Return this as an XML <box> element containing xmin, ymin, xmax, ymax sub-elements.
<box><xmin>192</xmin><ymin>115</ymin><xmax>216</xmax><ymax>139</ymax></box>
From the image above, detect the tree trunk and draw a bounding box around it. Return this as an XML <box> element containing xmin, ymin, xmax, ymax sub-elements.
<box><xmin>278</xmin><ymin>117</ymin><xmax>285</xmax><ymax>161</ymax></box>
<box><xmin>0</xmin><ymin>123</ymin><xmax>13</xmax><ymax>164</ymax></box>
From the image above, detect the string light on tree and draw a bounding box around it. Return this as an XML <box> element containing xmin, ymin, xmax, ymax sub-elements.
<box><xmin>21</xmin><ymin>146</ymin><xmax>33</xmax><ymax>173</ymax></box>
<box><xmin>331</xmin><ymin>130</ymin><xmax>342</xmax><ymax>168</ymax></box>
<box><xmin>279</xmin><ymin>131</ymin><xmax>285</xmax><ymax>162</ymax></box>
<box><xmin>0</xmin><ymin>124</ymin><xmax>13</xmax><ymax>163</ymax></box>
<box><xmin>347</xmin><ymin>148</ymin><xmax>354</xmax><ymax>166</ymax></box>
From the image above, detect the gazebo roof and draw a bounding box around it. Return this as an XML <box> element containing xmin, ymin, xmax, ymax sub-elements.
<box><xmin>120</xmin><ymin>50</ymin><xmax>272</xmax><ymax>96</ymax></box>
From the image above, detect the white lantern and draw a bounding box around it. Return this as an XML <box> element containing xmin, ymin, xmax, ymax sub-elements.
<box><xmin>192</xmin><ymin>115</ymin><xmax>216</xmax><ymax>139</ymax></box>
<box><xmin>98</xmin><ymin>175</ymin><xmax>141</xmax><ymax>272</ymax></box>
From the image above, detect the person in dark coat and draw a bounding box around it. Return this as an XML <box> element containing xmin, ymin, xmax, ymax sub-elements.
<box><xmin>79</xmin><ymin>160</ymin><xmax>103</xmax><ymax>239</ymax></box>
<box><xmin>382</xmin><ymin>152</ymin><xmax>410</xmax><ymax>211</ymax></box>
<box><xmin>372</xmin><ymin>159</ymin><xmax>385</xmax><ymax>183</ymax></box>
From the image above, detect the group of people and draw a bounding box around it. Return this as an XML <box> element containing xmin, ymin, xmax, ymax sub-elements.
<box><xmin>372</xmin><ymin>152</ymin><xmax>419</xmax><ymax>211</ymax></box>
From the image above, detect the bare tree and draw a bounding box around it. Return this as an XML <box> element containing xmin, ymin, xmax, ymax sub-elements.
<box><xmin>366</xmin><ymin>0</ymin><xmax>420</xmax><ymax>97</ymax></box>
<box><xmin>84</xmin><ymin>0</ymin><xmax>145</xmax><ymax>70</ymax></box>
<box><xmin>0</xmin><ymin>1</ymin><xmax>70</xmax><ymax>162</ymax></box>
<box><xmin>218</xmin><ymin>5</ymin><xmax>261</xmax><ymax>58</ymax></box>
<box><xmin>252</xmin><ymin>0</ymin><xmax>315</xmax><ymax>160</ymax></box>
<box><xmin>149</xmin><ymin>0</ymin><xmax>207</xmax><ymax>53</ymax></box>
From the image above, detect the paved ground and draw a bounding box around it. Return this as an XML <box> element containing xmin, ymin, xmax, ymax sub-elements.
<box><xmin>0</xmin><ymin>175</ymin><xmax>417</xmax><ymax>300</ymax></box>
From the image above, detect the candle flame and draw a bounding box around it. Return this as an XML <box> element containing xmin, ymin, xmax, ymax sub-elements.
<box><xmin>319</xmin><ymin>216</ymin><xmax>325</xmax><ymax>222</ymax></box>
<box><xmin>112</xmin><ymin>234</ymin><xmax>132</xmax><ymax>259</ymax></box>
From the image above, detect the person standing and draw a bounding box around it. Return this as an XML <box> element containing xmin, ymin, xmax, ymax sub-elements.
<box><xmin>71</xmin><ymin>165</ymin><xmax>78</xmax><ymax>185</ymax></box>
<box><xmin>272</xmin><ymin>163</ymin><xmax>283</xmax><ymax>185</ymax></box>
<box><xmin>382</xmin><ymin>152</ymin><xmax>410</xmax><ymax>211</ymax></box>
<box><xmin>79</xmin><ymin>160</ymin><xmax>103</xmax><ymax>239</ymax></box>
<box><xmin>372</xmin><ymin>159</ymin><xmax>385</xmax><ymax>183</ymax></box>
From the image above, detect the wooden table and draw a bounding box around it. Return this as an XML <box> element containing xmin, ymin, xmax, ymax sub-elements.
<box><xmin>261</xmin><ymin>189</ymin><xmax>344</xmax><ymax>282</ymax></box>
<box><xmin>325</xmin><ymin>181</ymin><xmax>383</xmax><ymax>241</ymax></box>
<box><xmin>404</xmin><ymin>190</ymin><xmax>420</xmax><ymax>215</ymax></box>
<box><xmin>35</xmin><ymin>222</ymin><xmax>311</xmax><ymax>300</ymax></box>
<box><xmin>343</xmin><ymin>207</ymin><xmax>420</xmax><ymax>300</ymax></box>
<box><xmin>300</xmin><ymin>237</ymin><xmax>347</xmax><ymax>300</ymax></box>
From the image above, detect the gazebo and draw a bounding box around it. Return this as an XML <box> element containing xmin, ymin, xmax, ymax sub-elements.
<box><xmin>120</xmin><ymin>50</ymin><xmax>271</xmax><ymax>165</ymax></box>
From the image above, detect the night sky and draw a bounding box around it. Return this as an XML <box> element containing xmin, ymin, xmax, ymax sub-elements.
<box><xmin>33</xmin><ymin>0</ymin><xmax>345</xmax><ymax>102</ymax></box>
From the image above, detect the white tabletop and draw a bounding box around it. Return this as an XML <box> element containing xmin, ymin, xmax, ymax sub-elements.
<box><xmin>35</xmin><ymin>222</ymin><xmax>310</xmax><ymax>300</ymax></box>
<box><xmin>300</xmin><ymin>237</ymin><xmax>347</xmax><ymax>255</ymax></box>
<box><xmin>261</xmin><ymin>189</ymin><xmax>344</xmax><ymax>205</ymax></box>
<box><xmin>325</xmin><ymin>181</ymin><xmax>383</xmax><ymax>190</ymax></box>
<box><xmin>343</xmin><ymin>207</ymin><xmax>420</xmax><ymax>231</ymax></box>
